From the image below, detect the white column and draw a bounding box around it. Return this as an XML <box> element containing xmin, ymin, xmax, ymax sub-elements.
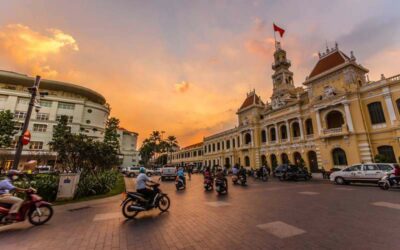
<box><xmin>343</xmin><ymin>102</ymin><xmax>354</xmax><ymax>132</ymax></box>
<box><xmin>286</xmin><ymin>120</ymin><xmax>291</xmax><ymax>142</ymax></box>
<box><xmin>384</xmin><ymin>93</ymin><xmax>396</xmax><ymax>125</ymax></box>
<box><xmin>315</xmin><ymin>110</ymin><xmax>322</xmax><ymax>135</ymax></box>
<box><xmin>274</xmin><ymin>124</ymin><xmax>278</xmax><ymax>142</ymax></box>
<box><xmin>298</xmin><ymin>118</ymin><xmax>304</xmax><ymax>140</ymax></box>
<box><xmin>265</xmin><ymin>126</ymin><xmax>269</xmax><ymax>144</ymax></box>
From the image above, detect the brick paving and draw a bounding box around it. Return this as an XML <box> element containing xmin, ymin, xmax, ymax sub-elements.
<box><xmin>1</xmin><ymin>175</ymin><xmax>400</xmax><ymax>249</ymax></box>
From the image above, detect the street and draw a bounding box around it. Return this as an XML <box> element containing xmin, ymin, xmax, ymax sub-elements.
<box><xmin>1</xmin><ymin>175</ymin><xmax>400</xmax><ymax>250</ymax></box>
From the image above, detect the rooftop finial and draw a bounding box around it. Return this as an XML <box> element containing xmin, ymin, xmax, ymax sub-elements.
<box><xmin>335</xmin><ymin>41</ymin><xmax>338</xmax><ymax>50</ymax></box>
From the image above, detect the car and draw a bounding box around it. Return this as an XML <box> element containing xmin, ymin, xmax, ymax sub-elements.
<box><xmin>124</xmin><ymin>166</ymin><xmax>153</xmax><ymax>177</ymax></box>
<box><xmin>35</xmin><ymin>165</ymin><xmax>53</xmax><ymax>174</ymax></box>
<box><xmin>154</xmin><ymin>167</ymin><xmax>162</xmax><ymax>176</ymax></box>
<box><xmin>161</xmin><ymin>165</ymin><xmax>177</xmax><ymax>181</ymax></box>
<box><xmin>329</xmin><ymin>163</ymin><xmax>398</xmax><ymax>185</ymax></box>
<box><xmin>274</xmin><ymin>164</ymin><xmax>311</xmax><ymax>181</ymax></box>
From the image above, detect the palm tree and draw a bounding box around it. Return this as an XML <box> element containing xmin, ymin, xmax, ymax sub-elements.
<box><xmin>165</xmin><ymin>135</ymin><xmax>179</xmax><ymax>163</ymax></box>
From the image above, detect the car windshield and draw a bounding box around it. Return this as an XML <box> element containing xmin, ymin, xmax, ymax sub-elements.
<box><xmin>344</xmin><ymin>165</ymin><xmax>361</xmax><ymax>171</ymax></box>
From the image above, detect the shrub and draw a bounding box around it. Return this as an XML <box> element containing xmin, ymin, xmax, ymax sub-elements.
<box><xmin>74</xmin><ymin>170</ymin><xmax>119</xmax><ymax>199</ymax></box>
<box><xmin>11</xmin><ymin>174</ymin><xmax>59</xmax><ymax>202</ymax></box>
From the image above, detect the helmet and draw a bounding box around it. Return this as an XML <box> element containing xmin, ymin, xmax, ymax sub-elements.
<box><xmin>139</xmin><ymin>167</ymin><xmax>146</xmax><ymax>173</ymax></box>
<box><xmin>7</xmin><ymin>170</ymin><xmax>21</xmax><ymax>180</ymax></box>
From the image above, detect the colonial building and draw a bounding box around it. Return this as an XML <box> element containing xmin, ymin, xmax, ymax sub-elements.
<box><xmin>117</xmin><ymin>127</ymin><xmax>140</xmax><ymax>167</ymax></box>
<box><xmin>186</xmin><ymin>42</ymin><xmax>400</xmax><ymax>172</ymax></box>
<box><xmin>0</xmin><ymin>70</ymin><xmax>139</xmax><ymax>170</ymax></box>
<box><xmin>170</xmin><ymin>142</ymin><xmax>203</xmax><ymax>168</ymax></box>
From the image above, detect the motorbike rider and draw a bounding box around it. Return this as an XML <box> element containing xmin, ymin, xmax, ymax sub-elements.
<box><xmin>238</xmin><ymin>166</ymin><xmax>247</xmax><ymax>182</ymax></box>
<box><xmin>177</xmin><ymin>167</ymin><xmax>186</xmax><ymax>185</ymax></box>
<box><xmin>215</xmin><ymin>167</ymin><xmax>228</xmax><ymax>190</ymax></box>
<box><xmin>389</xmin><ymin>165</ymin><xmax>400</xmax><ymax>185</ymax></box>
<box><xmin>136</xmin><ymin>167</ymin><xmax>157</xmax><ymax>205</ymax></box>
<box><xmin>0</xmin><ymin>170</ymin><xmax>29</xmax><ymax>219</ymax></box>
<box><xmin>204</xmin><ymin>167</ymin><xmax>213</xmax><ymax>179</ymax></box>
<box><xmin>232</xmin><ymin>165</ymin><xmax>239</xmax><ymax>176</ymax></box>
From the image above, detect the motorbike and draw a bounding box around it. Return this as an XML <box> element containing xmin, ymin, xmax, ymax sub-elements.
<box><xmin>0</xmin><ymin>188</ymin><xmax>53</xmax><ymax>226</ymax></box>
<box><xmin>254</xmin><ymin>169</ymin><xmax>268</xmax><ymax>182</ymax></box>
<box><xmin>232</xmin><ymin>175</ymin><xmax>238</xmax><ymax>184</ymax></box>
<box><xmin>215</xmin><ymin>178</ymin><xmax>228</xmax><ymax>194</ymax></box>
<box><xmin>175</xmin><ymin>176</ymin><xmax>186</xmax><ymax>190</ymax></box>
<box><xmin>378</xmin><ymin>173</ymin><xmax>400</xmax><ymax>190</ymax></box>
<box><xmin>204</xmin><ymin>177</ymin><xmax>213</xmax><ymax>191</ymax></box>
<box><xmin>121</xmin><ymin>183</ymin><xmax>170</xmax><ymax>219</ymax></box>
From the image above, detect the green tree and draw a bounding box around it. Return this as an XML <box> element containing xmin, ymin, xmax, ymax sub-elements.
<box><xmin>0</xmin><ymin>110</ymin><xmax>16</xmax><ymax>148</ymax></box>
<box><xmin>375</xmin><ymin>154</ymin><xmax>390</xmax><ymax>163</ymax></box>
<box><xmin>104</xmin><ymin>117</ymin><xmax>120</xmax><ymax>152</ymax></box>
<box><xmin>165</xmin><ymin>135</ymin><xmax>178</xmax><ymax>163</ymax></box>
<box><xmin>49</xmin><ymin>115</ymin><xmax>72</xmax><ymax>171</ymax></box>
<box><xmin>139</xmin><ymin>138</ymin><xmax>156</xmax><ymax>165</ymax></box>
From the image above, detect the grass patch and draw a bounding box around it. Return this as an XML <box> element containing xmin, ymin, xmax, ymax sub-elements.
<box><xmin>54</xmin><ymin>174</ymin><xmax>125</xmax><ymax>206</ymax></box>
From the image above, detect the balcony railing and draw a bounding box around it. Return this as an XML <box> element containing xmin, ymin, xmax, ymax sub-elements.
<box><xmin>292</xmin><ymin>136</ymin><xmax>301</xmax><ymax>142</ymax></box>
<box><xmin>322</xmin><ymin>126</ymin><xmax>348</xmax><ymax>137</ymax></box>
<box><xmin>306</xmin><ymin>134</ymin><xmax>314</xmax><ymax>139</ymax></box>
<box><xmin>280</xmin><ymin>138</ymin><xmax>288</xmax><ymax>143</ymax></box>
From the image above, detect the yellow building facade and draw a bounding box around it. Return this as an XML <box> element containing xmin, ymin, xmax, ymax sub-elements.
<box><xmin>200</xmin><ymin>42</ymin><xmax>400</xmax><ymax>172</ymax></box>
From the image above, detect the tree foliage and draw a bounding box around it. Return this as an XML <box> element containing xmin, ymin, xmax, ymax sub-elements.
<box><xmin>104</xmin><ymin>117</ymin><xmax>120</xmax><ymax>152</ymax></box>
<box><xmin>139</xmin><ymin>131</ymin><xmax>179</xmax><ymax>165</ymax></box>
<box><xmin>0</xmin><ymin>110</ymin><xmax>16</xmax><ymax>148</ymax></box>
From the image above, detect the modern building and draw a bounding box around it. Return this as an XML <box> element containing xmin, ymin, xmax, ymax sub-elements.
<box><xmin>176</xmin><ymin>42</ymin><xmax>400</xmax><ymax>172</ymax></box>
<box><xmin>170</xmin><ymin>142</ymin><xmax>203</xmax><ymax>168</ymax></box>
<box><xmin>117</xmin><ymin>127</ymin><xmax>140</xmax><ymax>167</ymax></box>
<box><xmin>0</xmin><ymin>70</ymin><xmax>138</xmax><ymax>170</ymax></box>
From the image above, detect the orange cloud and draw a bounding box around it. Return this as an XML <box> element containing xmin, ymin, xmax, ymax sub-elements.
<box><xmin>0</xmin><ymin>24</ymin><xmax>78</xmax><ymax>78</ymax></box>
<box><xmin>175</xmin><ymin>81</ymin><xmax>190</xmax><ymax>93</ymax></box>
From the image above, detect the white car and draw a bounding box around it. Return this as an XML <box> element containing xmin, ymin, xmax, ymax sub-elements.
<box><xmin>161</xmin><ymin>165</ymin><xmax>177</xmax><ymax>181</ymax></box>
<box><xmin>125</xmin><ymin>166</ymin><xmax>153</xmax><ymax>177</ymax></box>
<box><xmin>330</xmin><ymin>163</ymin><xmax>398</xmax><ymax>185</ymax></box>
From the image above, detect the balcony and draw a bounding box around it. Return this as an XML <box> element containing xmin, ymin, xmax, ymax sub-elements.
<box><xmin>306</xmin><ymin>134</ymin><xmax>314</xmax><ymax>140</ymax></box>
<box><xmin>292</xmin><ymin>136</ymin><xmax>301</xmax><ymax>142</ymax></box>
<box><xmin>280</xmin><ymin>138</ymin><xmax>288</xmax><ymax>143</ymax></box>
<box><xmin>322</xmin><ymin>126</ymin><xmax>348</xmax><ymax>138</ymax></box>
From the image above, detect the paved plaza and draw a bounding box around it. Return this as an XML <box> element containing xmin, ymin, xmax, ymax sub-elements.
<box><xmin>1</xmin><ymin>175</ymin><xmax>400</xmax><ymax>250</ymax></box>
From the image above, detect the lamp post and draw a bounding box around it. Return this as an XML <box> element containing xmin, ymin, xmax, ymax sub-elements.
<box><xmin>12</xmin><ymin>76</ymin><xmax>46</xmax><ymax>170</ymax></box>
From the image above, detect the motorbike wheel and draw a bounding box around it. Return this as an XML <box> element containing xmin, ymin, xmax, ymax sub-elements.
<box><xmin>122</xmin><ymin>199</ymin><xmax>139</xmax><ymax>219</ymax></box>
<box><xmin>28</xmin><ymin>204</ymin><xmax>53</xmax><ymax>226</ymax></box>
<box><xmin>381</xmin><ymin>182</ymin><xmax>390</xmax><ymax>190</ymax></box>
<box><xmin>158</xmin><ymin>195</ymin><xmax>170</xmax><ymax>212</ymax></box>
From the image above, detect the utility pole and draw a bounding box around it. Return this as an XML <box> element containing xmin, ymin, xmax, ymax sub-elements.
<box><xmin>12</xmin><ymin>76</ymin><xmax>41</xmax><ymax>170</ymax></box>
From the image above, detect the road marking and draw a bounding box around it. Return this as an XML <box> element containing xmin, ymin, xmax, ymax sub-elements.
<box><xmin>372</xmin><ymin>202</ymin><xmax>400</xmax><ymax>210</ymax></box>
<box><xmin>205</xmin><ymin>201</ymin><xmax>231</xmax><ymax>207</ymax></box>
<box><xmin>298</xmin><ymin>191</ymin><xmax>319</xmax><ymax>195</ymax></box>
<box><xmin>335</xmin><ymin>188</ymin><xmax>354</xmax><ymax>191</ymax></box>
<box><xmin>93</xmin><ymin>212</ymin><xmax>122</xmax><ymax>221</ymax></box>
<box><xmin>257</xmin><ymin>221</ymin><xmax>306</xmax><ymax>239</ymax></box>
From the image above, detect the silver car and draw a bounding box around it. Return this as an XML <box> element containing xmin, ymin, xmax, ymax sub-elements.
<box><xmin>330</xmin><ymin>163</ymin><xmax>398</xmax><ymax>185</ymax></box>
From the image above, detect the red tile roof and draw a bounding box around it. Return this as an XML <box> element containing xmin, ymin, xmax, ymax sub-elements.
<box><xmin>309</xmin><ymin>50</ymin><xmax>350</xmax><ymax>78</ymax></box>
<box><xmin>239</xmin><ymin>92</ymin><xmax>263</xmax><ymax>110</ymax></box>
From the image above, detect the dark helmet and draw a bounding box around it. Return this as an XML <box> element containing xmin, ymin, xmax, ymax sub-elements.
<box><xmin>7</xmin><ymin>170</ymin><xmax>21</xmax><ymax>179</ymax></box>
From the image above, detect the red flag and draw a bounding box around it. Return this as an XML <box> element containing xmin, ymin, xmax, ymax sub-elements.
<box><xmin>273</xmin><ymin>23</ymin><xmax>285</xmax><ymax>37</ymax></box>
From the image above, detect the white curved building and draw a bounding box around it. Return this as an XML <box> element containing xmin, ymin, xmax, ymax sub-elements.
<box><xmin>0</xmin><ymin>70</ymin><xmax>138</xmax><ymax>170</ymax></box>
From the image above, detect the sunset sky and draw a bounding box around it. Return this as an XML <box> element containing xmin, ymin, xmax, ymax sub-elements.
<box><xmin>1</xmin><ymin>0</ymin><xmax>400</xmax><ymax>147</ymax></box>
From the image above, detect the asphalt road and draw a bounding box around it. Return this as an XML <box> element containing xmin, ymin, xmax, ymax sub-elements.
<box><xmin>1</xmin><ymin>174</ymin><xmax>400</xmax><ymax>250</ymax></box>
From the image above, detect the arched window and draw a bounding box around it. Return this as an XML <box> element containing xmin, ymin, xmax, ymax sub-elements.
<box><xmin>280</xmin><ymin>125</ymin><xmax>288</xmax><ymax>139</ymax></box>
<box><xmin>377</xmin><ymin>145</ymin><xmax>396</xmax><ymax>163</ymax></box>
<box><xmin>368</xmin><ymin>102</ymin><xmax>386</xmax><ymax>125</ymax></box>
<box><xmin>396</xmin><ymin>99</ymin><xmax>400</xmax><ymax>114</ymax></box>
<box><xmin>208</xmin><ymin>145</ymin><xmax>211</xmax><ymax>152</ymax></box>
<box><xmin>261</xmin><ymin>155</ymin><xmax>267</xmax><ymax>166</ymax></box>
<box><xmin>293</xmin><ymin>152</ymin><xmax>302</xmax><ymax>166</ymax></box>
<box><xmin>305</xmin><ymin>119</ymin><xmax>313</xmax><ymax>135</ymax></box>
<box><xmin>270</xmin><ymin>154</ymin><xmax>278</xmax><ymax>169</ymax></box>
<box><xmin>232</xmin><ymin>138</ymin><xmax>236</xmax><ymax>148</ymax></box>
<box><xmin>281</xmin><ymin>153</ymin><xmax>289</xmax><ymax>164</ymax></box>
<box><xmin>292</xmin><ymin>122</ymin><xmax>301</xmax><ymax>138</ymax></box>
<box><xmin>261</xmin><ymin>130</ymin><xmax>267</xmax><ymax>143</ymax></box>
<box><xmin>237</xmin><ymin>136</ymin><xmax>241</xmax><ymax>147</ymax></box>
<box><xmin>244</xmin><ymin>156</ymin><xmax>250</xmax><ymax>167</ymax></box>
<box><xmin>245</xmin><ymin>133</ymin><xmax>252</xmax><ymax>145</ymax></box>
<box><xmin>217</xmin><ymin>142</ymin><xmax>220</xmax><ymax>151</ymax></box>
<box><xmin>326</xmin><ymin>110</ymin><xmax>344</xmax><ymax>129</ymax></box>
<box><xmin>226</xmin><ymin>140</ymin><xmax>230</xmax><ymax>149</ymax></box>
<box><xmin>332</xmin><ymin>148</ymin><xmax>348</xmax><ymax>166</ymax></box>
<box><xmin>307</xmin><ymin>151</ymin><xmax>318</xmax><ymax>172</ymax></box>
<box><xmin>212</xmin><ymin>144</ymin><xmax>215</xmax><ymax>152</ymax></box>
<box><xmin>270</xmin><ymin>127</ymin><xmax>276</xmax><ymax>141</ymax></box>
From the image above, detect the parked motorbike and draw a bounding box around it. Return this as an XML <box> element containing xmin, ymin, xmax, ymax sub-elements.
<box><xmin>121</xmin><ymin>183</ymin><xmax>170</xmax><ymax>219</ymax></box>
<box><xmin>175</xmin><ymin>176</ymin><xmax>186</xmax><ymax>190</ymax></box>
<box><xmin>215</xmin><ymin>178</ymin><xmax>228</xmax><ymax>194</ymax></box>
<box><xmin>254</xmin><ymin>169</ymin><xmax>268</xmax><ymax>182</ymax></box>
<box><xmin>378</xmin><ymin>174</ymin><xmax>400</xmax><ymax>190</ymax></box>
<box><xmin>0</xmin><ymin>188</ymin><xmax>53</xmax><ymax>226</ymax></box>
<box><xmin>204</xmin><ymin>177</ymin><xmax>213</xmax><ymax>191</ymax></box>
